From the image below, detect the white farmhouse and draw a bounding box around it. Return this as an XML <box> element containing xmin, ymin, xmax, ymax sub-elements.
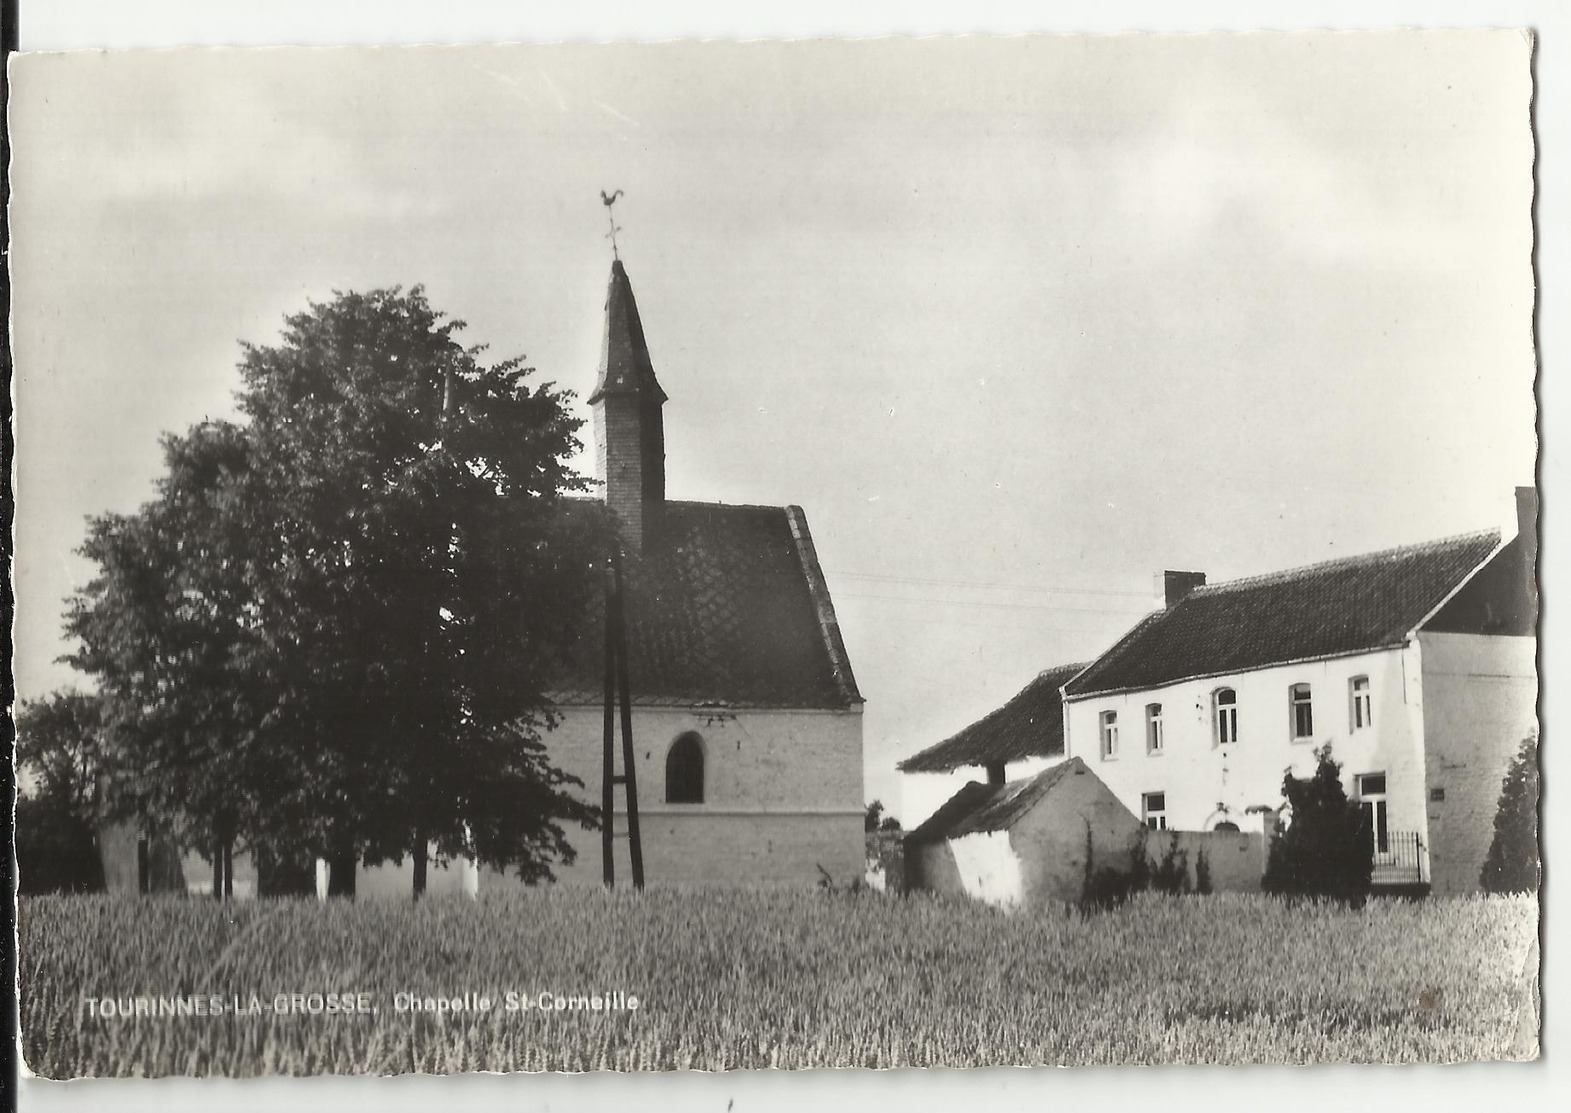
<box><xmin>1060</xmin><ymin>492</ymin><xmax>1537</xmax><ymax>895</ymax></box>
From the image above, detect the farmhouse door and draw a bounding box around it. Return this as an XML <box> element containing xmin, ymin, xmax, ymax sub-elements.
<box><xmin>1356</xmin><ymin>773</ymin><xmax>1390</xmax><ymax>855</ymax></box>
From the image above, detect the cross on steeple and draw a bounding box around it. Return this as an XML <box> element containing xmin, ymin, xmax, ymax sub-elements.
<box><xmin>600</xmin><ymin>188</ymin><xmax>625</xmax><ymax>259</ymax></box>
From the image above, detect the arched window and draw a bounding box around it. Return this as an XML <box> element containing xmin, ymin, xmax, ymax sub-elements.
<box><xmin>1349</xmin><ymin>676</ymin><xmax>1372</xmax><ymax>731</ymax></box>
<box><xmin>1098</xmin><ymin>710</ymin><xmax>1119</xmax><ymax>760</ymax></box>
<box><xmin>665</xmin><ymin>732</ymin><xmax>705</xmax><ymax>804</ymax></box>
<box><xmin>1213</xmin><ymin>687</ymin><xmax>1238</xmax><ymax>746</ymax></box>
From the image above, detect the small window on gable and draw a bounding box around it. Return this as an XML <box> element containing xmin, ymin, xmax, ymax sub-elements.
<box><xmin>1350</xmin><ymin>676</ymin><xmax>1372</xmax><ymax>732</ymax></box>
<box><xmin>1142</xmin><ymin>792</ymin><xmax>1168</xmax><ymax>830</ymax></box>
<box><xmin>1289</xmin><ymin>683</ymin><xmax>1314</xmax><ymax>740</ymax></box>
<box><xmin>1145</xmin><ymin>703</ymin><xmax>1164</xmax><ymax>754</ymax></box>
<box><xmin>665</xmin><ymin>732</ymin><xmax>705</xmax><ymax>804</ymax></box>
<box><xmin>1213</xmin><ymin>687</ymin><xmax>1238</xmax><ymax>746</ymax></box>
<box><xmin>1099</xmin><ymin>711</ymin><xmax>1119</xmax><ymax>760</ymax></box>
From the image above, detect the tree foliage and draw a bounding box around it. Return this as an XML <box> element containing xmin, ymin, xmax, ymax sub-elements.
<box><xmin>864</xmin><ymin>799</ymin><xmax>902</xmax><ymax>833</ymax></box>
<box><xmin>1480</xmin><ymin>733</ymin><xmax>1540</xmax><ymax>894</ymax></box>
<box><xmin>62</xmin><ymin>288</ymin><xmax>610</xmax><ymax>889</ymax></box>
<box><xmin>14</xmin><ymin>692</ymin><xmax>107</xmax><ymax>893</ymax></box>
<box><xmin>1262</xmin><ymin>745</ymin><xmax>1373</xmax><ymax>904</ymax></box>
<box><xmin>15</xmin><ymin>691</ymin><xmax>104</xmax><ymax>814</ymax></box>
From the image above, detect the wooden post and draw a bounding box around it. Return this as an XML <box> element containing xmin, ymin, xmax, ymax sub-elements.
<box><xmin>611</xmin><ymin>552</ymin><xmax>644</xmax><ymax>889</ymax></box>
<box><xmin>602</xmin><ymin>563</ymin><xmax>618</xmax><ymax>887</ymax></box>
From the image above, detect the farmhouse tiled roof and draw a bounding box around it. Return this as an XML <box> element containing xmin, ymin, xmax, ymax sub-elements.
<box><xmin>898</xmin><ymin>662</ymin><xmax>1087</xmax><ymax>773</ymax></box>
<box><xmin>1064</xmin><ymin>529</ymin><xmax>1501</xmax><ymax>699</ymax></box>
<box><xmin>552</xmin><ymin>500</ymin><xmax>862</xmax><ymax>710</ymax></box>
<box><xmin>904</xmin><ymin>759</ymin><xmax>1085</xmax><ymax>844</ymax></box>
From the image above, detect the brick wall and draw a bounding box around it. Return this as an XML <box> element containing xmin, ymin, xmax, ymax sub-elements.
<box><xmin>593</xmin><ymin>393</ymin><xmax>664</xmax><ymax>549</ymax></box>
<box><xmin>1419</xmin><ymin>632</ymin><xmax>1538</xmax><ymax>895</ymax></box>
<box><xmin>485</xmin><ymin>811</ymin><xmax>862</xmax><ymax>891</ymax></box>
<box><xmin>511</xmin><ymin>702</ymin><xmax>866</xmax><ymax>889</ymax></box>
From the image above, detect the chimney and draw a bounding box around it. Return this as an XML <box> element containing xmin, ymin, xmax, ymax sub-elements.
<box><xmin>1516</xmin><ymin>485</ymin><xmax>1538</xmax><ymax>620</ymax></box>
<box><xmin>1161</xmin><ymin>570</ymin><xmax>1207</xmax><ymax>609</ymax></box>
<box><xmin>589</xmin><ymin>260</ymin><xmax>667</xmax><ymax>552</ymax></box>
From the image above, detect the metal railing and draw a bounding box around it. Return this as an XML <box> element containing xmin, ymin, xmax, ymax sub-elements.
<box><xmin>1371</xmin><ymin>830</ymin><xmax>1427</xmax><ymax>886</ymax></box>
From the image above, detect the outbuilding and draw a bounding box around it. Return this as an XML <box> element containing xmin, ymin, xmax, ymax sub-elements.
<box><xmin>903</xmin><ymin>757</ymin><xmax>1143</xmax><ymax>908</ymax></box>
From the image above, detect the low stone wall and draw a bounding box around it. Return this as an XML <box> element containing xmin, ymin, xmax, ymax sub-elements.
<box><xmin>1144</xmin><ymin>829</ymin><xmax>1266</xmax><ymax>894</ymax></box>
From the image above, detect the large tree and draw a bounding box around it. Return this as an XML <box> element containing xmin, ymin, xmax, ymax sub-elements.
<box><xmin>64</xmin><ymin>288</ymin><xmax>607</xmax><ymax>895</ymax></box>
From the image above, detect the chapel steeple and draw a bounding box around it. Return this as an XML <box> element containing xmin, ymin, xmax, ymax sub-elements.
<box><xmin>590</xmin><ymin>258</ymin><xmax>667</xmax><ymax>551</ymax></box>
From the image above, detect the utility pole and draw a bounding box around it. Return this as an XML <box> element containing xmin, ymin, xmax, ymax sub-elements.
<box><xmin>601</xmin><ymin>547</ymin><xmax>644</xmax><ymax>888</ymax></box>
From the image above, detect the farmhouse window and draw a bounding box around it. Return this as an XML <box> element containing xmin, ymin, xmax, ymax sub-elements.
<box><xmin>1355</xmin><ymin>772</ymin><xmax>1389</xmax><ymax>855</ymax></box>
<box><xmin>1350</xmin><ymin>676</ymin><xmax>1372</xmax><ymax>731</ymax></box>
<box><xmin>1213</xmin><ymin>687</ymin><xmax>1238</xmax><ymax>746</ymax></box>
<box><xmin>1099</xmin><ymin>711</ymin><xmax>1119</xmax><ymax>759</ymax></box>
<box><xmin>665</xmin><ymin>732</ymin><xmax>705</xmax><ymax>804</ymax></box>
<box><xmin>1289</xmin><ymin>683</ymin><xmax>1314</xmax><ymax>740</ymax></box>
<box><xmin>1142</xmin><ymin>792</ymin><xmax>1168</xmax><ymax>830</ymax></box>
<box><xmin>1145</xmin><ymin>704</ymin><xmax>1164</xmax><ymax>754</ymax></box>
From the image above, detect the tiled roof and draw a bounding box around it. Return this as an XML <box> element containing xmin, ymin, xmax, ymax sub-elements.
<box><xmin>1424</xmin><ymin>533</ymin><xmax>1537</xmax><ymax>637</ymax></box>
<box><xmin>905</xmin><ymin>759</ymin><xmax>1083</xmax><ymax>844</ymax></box>
<box><xmin>1065</xmin><ymin>529</ymin><xmax>1501</xmax><ymax>698</ymax></box>
<box><xmin>898</xmin><ymin>662</ymin><xmax>1086</xmax><ymax>773</ymax></box>
<box><xmin>551</xmin><ymin>500</ymin><xmax>862</xmax><ymax>710</ymax></box>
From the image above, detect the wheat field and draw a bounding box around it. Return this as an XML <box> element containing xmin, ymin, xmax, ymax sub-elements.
<box><xmin>19</xmin><ymin>889</ymin><xmax>1538</xmax><ymax>1076</ymax></box>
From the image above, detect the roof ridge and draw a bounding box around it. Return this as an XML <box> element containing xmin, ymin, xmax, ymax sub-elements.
<box><xmin>664</xmin><ymin>499</ymin><xmax>789</xmax><ymax>514</ymax></box>
<box><xmin>1038</xmin><ymin>661</ymin><xmax>1091</xmax><ymax>680</ymax></box>
<box><xmin>1192</xmin><ymin>527</ymin><xmax>1501</xmax><ymax>597</ymax></box>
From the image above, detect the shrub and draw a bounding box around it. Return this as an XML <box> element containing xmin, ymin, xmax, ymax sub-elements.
<box><xmin>15</xmin><ymin>795</ymin><xmax>105</xmax><ymax>895</ymax></box>
<box><xmin>1262</xmin><ymin>745</ymin><xmax>1373</xmax><ymax>904</ymax></box>
<box><xmin>1480</xmin><ymin>733</ymin><xmax>1539</xmax><ymax>894</ymax></box>
<box><xmin>1148</xmin><ymin>834</ymin><xmax>1190</xmax><ymax>895</ymax></box>
<box><xmin>1078</xmin><ymin>828</ymin><xmax>1152</xmax><ymax>911</ymax></box>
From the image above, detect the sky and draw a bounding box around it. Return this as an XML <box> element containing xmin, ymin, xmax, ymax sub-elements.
<box><xmin>9</xmin><ymin>30</ymin><xmax>1537</xmax><ymax>823</ymax></box>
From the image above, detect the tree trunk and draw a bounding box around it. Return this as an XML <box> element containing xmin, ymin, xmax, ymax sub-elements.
<box><xmin>412</xmin><ymin>832</ymin><xmax>427</xmax><ymax>901</ymax></box>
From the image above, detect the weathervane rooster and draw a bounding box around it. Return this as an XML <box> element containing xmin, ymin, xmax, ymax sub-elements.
<box><xmin>601</xmin><ymin>189</ymin><xmax>625</xmax><ymax>259</ymax></box>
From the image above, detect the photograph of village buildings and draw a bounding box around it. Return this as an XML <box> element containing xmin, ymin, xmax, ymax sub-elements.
<box><xmin>10</xmin><ymin>28</ymin><xmax>1540</xmax><ymax>1076</ymax></box>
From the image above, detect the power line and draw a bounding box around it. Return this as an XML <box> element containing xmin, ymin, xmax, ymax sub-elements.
<box><xmin>837</xmin><ymin>590</ymin><xmax>1150</xmax><ymax>618</ymax></box>
<box><xmin>824</xmin><ymin>567</ymin><xmax>1152</xmax><ymax>601</ymax></box>
<box><xmin>843</xmin><ymin>608</ymin><xmax>1122</xmax><ymax>638</ymax></box>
